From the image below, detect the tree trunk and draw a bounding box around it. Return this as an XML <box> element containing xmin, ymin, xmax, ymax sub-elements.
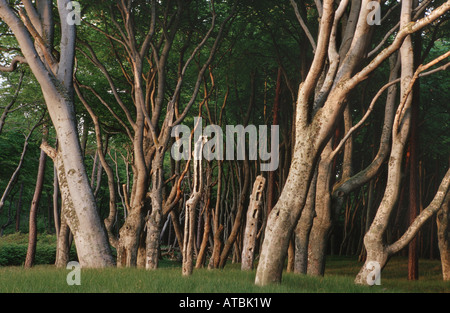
<box><xmin>147</xmin><ymin>150</ymin><xmax>165</xmax><ymax>270</ymax></box>
<box><xmin>53</xmin><ymin>162</ymin><xmax>60</xmax><ymax>238</ymax></box>
<box><xmin>255</xmin><ymin>141</ymin><xmax>317</xmax><ymax>285</ymax></box>
<box><xmin>209</xmin><ymin>160</ymin><xmax>223</xmax><ymax>269</ymax></box>
<box><xmin>355</xmin><ymin>0</ymin><xmax>415</xmax><ymax>284</ymax></box>
<box><xmin>307</xmin><ymin>143</ymin><xmax>333</xmax><ymax>276</ymax></box>
<box><xmin>241</xmin><ymin>175</ymin><xmax>266</xmax><ymax>271</ymax></box>
<box><xmin>196</xmin><ymin>163</ymin><xmax>213</xmax><ymax>269</ymax></box>
<box><xmin>408</xmin><ymin>18</ymin><xmax>422</xmax><ymax>280</ymax></box>
<box><xmin>408</xmin><ymin>81</ymin><xmax>419</xmax><ymax>281</ymax></box>
<box><xmin>55</xmin><ymin>211</ymin><xmax>71</xmax><ymax>268</ymax></box>
<box><xmin>266</xmin><ymin>67</ymin><xmax>282</xmax><ymax>215</ymax></box>
<box><xmin>14</xmin><ymin>183</ymin><xmax>23</xmax><ymax>233</ymax></box>
<box><xmin>0</xmin><ymin>0</ymin><xmax>114</xmax><ymax>268</ymax></box>
<box><xmin>219</xmin><ymin>158</ymin><xmax>251</xmax><ymax>268</ymax></box>
<box><xmin>294</xmin><ymin>169</ymin><xmax>317</xmax><ymax>274</ymax></box>
<box><xmin>182</xmin><ymin>137</ymin><xmax>206</xmax><ymax>276</ymax></box>
<box><xmin>24</xmin><ymin>148</ymin><xmax>47</xmax><ymax>268</ymax></box>
<box><xmin>437</xmin><ymin>191</ymin><xmax>450</xmax><ymax>281</ymax></box>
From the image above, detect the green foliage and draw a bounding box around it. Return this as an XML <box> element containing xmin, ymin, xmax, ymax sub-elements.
<box><xmin>0</xmin><ymin>234</ymin><xmax>77</xmax><ymax>266</ymax></box>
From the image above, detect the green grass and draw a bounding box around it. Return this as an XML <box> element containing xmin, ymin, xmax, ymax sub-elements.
<box><xmin>0</xmin><ymin>256</ymin><xmax>448</xmax><ymax>293</ymax></box>
<box><xmin>0</xmin><ymin>234</ymin><xmax>448</xmax><ymax>293</ymax></box>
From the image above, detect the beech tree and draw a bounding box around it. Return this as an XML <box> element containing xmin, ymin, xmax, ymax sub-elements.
<box><xmin>73</xmin><ymin>0</ymin><xmax>236</xmax><ymax>268</ymax></box>
<box><xmin>255</xmin><ymin>0</ymin><xmax>450</xmax><ymax>286</ymax></box>
<box><xmin>0</xmin><ymin>0</ymin><xmax>114</xmax><ymax>267</ymax></box>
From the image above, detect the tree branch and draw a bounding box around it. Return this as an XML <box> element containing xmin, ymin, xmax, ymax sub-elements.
<box><xmin>0</xmin><ymin>55</ymin><xmax>27</xmax><ymax>72</ymax></box>
<box><xmin>289</xmin><ymin>0</ymin><xmax>317</xmax><ymax>52</ymax></box>
<box><xmin>387</xmin><ymin>166</ymin><xmax>450</xmax><ymax>255</ymax></box>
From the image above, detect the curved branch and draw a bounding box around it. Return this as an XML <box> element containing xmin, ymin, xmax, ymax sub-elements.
<box><xmin>289</xmin><ymin>0</ymin><xmax>317</xmax><ymax>53</ymax></box>
<box><xmin>387</xmin><ymin>166</ymin><xmax>450</xmax><ymax>255</ymax></box>
<box><xmin>0</xmin><ymin>55</ymin><xmax>27</xmax><ymax>72</ymax></box>
<box><xmin>0</xmin><ymin>70</ymin><xmax>25</xmax><ymax>135</ymax></box>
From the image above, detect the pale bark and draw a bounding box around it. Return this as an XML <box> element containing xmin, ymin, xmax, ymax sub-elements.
<box><xmin>255</xmin><ymin>0</ymin><xmax>356</xmax><ymax>286</ymax></box>
<box><xmin>241</xmin><ymin>175</ymin><xmax>266</xmax><ymax>271</ymax></box>
<box><xmin>55</xmin><ymin>213</ymin><xmax>71</xmax><ymax>268</ymax></box>
<box><xmin>255</xmin><ymin>0</ymin><xmax>450</xmax><ymax>286</ymax></box>
<box><xmin>355</xmin><ymin>0</ymin><xmax>415</xmax><ymax>283</ymax></box>
<box><xmin>307</xmin><ymin>143</ymin><xmax>333</xmax><ymax>276</ymax></box>
<box><xmin>355</xmin><ymin>2</ymin><xmax>450</xmax><ymax>283</ymax></box>
<box><xmin>0</xmin><ymin>0</ymin><xmax>114</xmax><ymax>267</ymax></box>
<box><xmin>78</xmin><ymin>2</ymin><xmax>235</xmax><ymax>268</ymax></box>
<box><xmin>332</xmin><ymin>54</ymin><xmax>400</xmax><ymax>205</ymax></box>
<box><xmin>146</xmin><ymin>147</ymin><xmax>165</xmax><ymax>270</ymax></box>
<box><xmin>182</xmin><ymin>137</ymin><xmax>206</xmax><ymax>276</ymax></box>
<box><xmin>74</xmin><ymin>82</ymin><xmax>118</xmax><ymax>248</ymax></box>
<box><xmin>195</xmin><ymin>162</ymin><xmax>213</xmax><ymax>269</ymax></box>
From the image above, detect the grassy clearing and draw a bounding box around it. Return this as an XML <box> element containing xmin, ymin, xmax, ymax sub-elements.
<box><xmin>0</xmin><ymin>256</ymin><xmax>448</xmax><ymax>293</ymax></box>
<box><xmin>0</xmin><ymin>234</ymin><xmax>448</xmax><ymax>293</ymax></box>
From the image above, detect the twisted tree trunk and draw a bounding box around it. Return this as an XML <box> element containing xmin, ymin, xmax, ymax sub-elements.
<box><xmin>182</xmin><ymin>136</ymin><xmax>206</xmax><ymax>276</ymax></box>
<box><xmin>241</xmin><ymin>175</ymin><xmax>266</xmax><ymax>271</ymax></box>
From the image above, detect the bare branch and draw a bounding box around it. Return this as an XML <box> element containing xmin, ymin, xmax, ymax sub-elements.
<box><xmin>173</xmin><ymin>3</ymin><xmax>237</xmax><ymax>127</ymax></box>
<box><xmin>0</xmin><ymin>55</ymin><xmax>27</xmax><ymax>72</ymax></box>
<box><xmin>394</xmin><ymin>50</ymin><xmax>450</xmax><ymax>133</ymax></box>
<box><xmin>387</xmin><ymin>166</ymin><xmax>450</xmax><ymax>255</ymax></box>
<box><xmin>0</xmin><ymin>70</ymin><xmax>25</xmax><ymax>135</ymax></box>
<box><xmin>289</xmin><ymin>0</ymin><xmax>316</xmax><ymax>52</ymax></box>
<box><xmin>368</xmin><ymin>22</ymin><xmax>399</xmax><ymax>58</ymax></box>
<box><xmin>22</xmin><ymin>0</ymin><xmax>42</xmax><ymax>34</ymax></box>
<box><xmin>76</xmin><ymin>41</ymin><xmax>136</xmax><ymax>130</ymax></box>
<box><xmin>296</xmin><ymin>0</ymin><xmax>335</xmax><ymax>130</ymax></box>
<box><xmin>342</xmin><ymin>1</ymin><xmax>450</xmax><ymax>97</ymax></box>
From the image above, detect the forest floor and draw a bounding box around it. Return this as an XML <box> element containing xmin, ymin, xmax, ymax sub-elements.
<box><xmin>0</xmin><ymin>254</ymin><xmax>448</xmax><ymax>293</ymax></box>
<box><xmin>0</xmin><ymin>233</ymin><xmax>448</xmax><ymax>293</ymax></box>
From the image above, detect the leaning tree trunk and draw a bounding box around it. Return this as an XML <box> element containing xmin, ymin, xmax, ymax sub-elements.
<box><xmin>241</xmin><ymin>175</ymin><xmax>266</xmax><ymax>271</ymax></box>
<box><xmin>0</xmin><ymin>0</ymin><xmax>114</xmax><ymax>268</ymax></box>
<box><xmin>294</xmin><ymin>169</ymin><xmax>317</xmax><ymax>274</ymax></box>
<box><xmin>24</xmin><ymin>147</ymin><xmax>47</xmax><ymax>268</ymax></box>
<box><xmin>437</xmin><ymin>189</ymin><xmax>450</xmax><ymax>281</ymax></box>
<box><xmin>355</xmin><ymin>0</ymin><xmax>415</xmax><ymax>284</ymax></box>
<box><xmin>307</xmin><ymin>143</ymin><xmax>334</xmax><ymax>276</ymax></box>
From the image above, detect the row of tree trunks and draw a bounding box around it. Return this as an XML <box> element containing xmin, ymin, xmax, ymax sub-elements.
<box><xmin>256</xmin><ymin>0</ymin><xmax>450</xmax><ymax>286</ymax></box>
<box><xmin>355</xmin><ymin>0</ymin><xmax>450</xmax><ymax>282</ymax></box>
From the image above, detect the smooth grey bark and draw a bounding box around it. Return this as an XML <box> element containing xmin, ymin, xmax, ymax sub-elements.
<box><xmin>0</xmin><ymin>0</ymin><xmax>114</xmax><ymax>267</ymax></box>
